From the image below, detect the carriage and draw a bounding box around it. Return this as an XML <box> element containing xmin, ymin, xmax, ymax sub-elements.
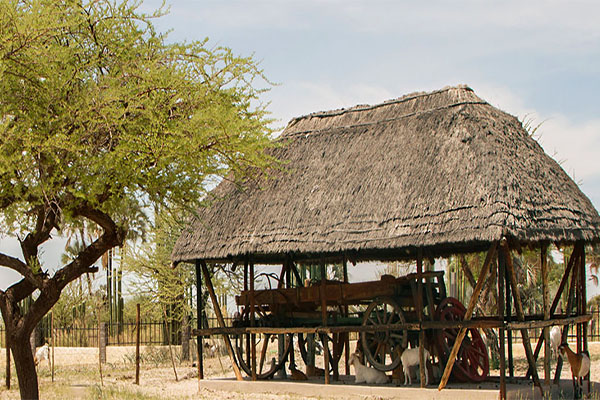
<box><xmin>231</xmin><ymin>269</ymin><xmax>489</xmax><ymax>382</ymax></box>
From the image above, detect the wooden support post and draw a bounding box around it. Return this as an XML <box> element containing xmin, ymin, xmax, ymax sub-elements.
<box><xmin>554</xmin><ymin>245</ymin><xmax>581</xmax><ymax>384</ymax></box>
<box><xmin>200</xmin><ymin>261</ymin><xmax>244</xmax><ymax>381</ymax></box>
<box><xmin>498</xmin><ymin>248</ymin><xmax>507</xmax><ymax>400</ymax></box>
<box><xmin>135</xmin><ymin>304</ymin><xmax>140</xmax><ymax>384</ymax></box>
<box><xmin>195</xmin><ymin>260</ymin><xmax>204</xmax><ymax>380</ymax></box>
<box><xmin>320</xmin><ymin>262</ymin><xmax>330</xmax><ymax>384</ymax></box>
<box><xmin>502</xmin><ymin>241</ymin><xmax>543</xmax><ymax>397</ymax></box>
<box><xmin>505</xmin><ymin>261</ymin><xmax>514</xmax><ymax>378</ymax></box>
<box><xmin>541</xmin><ymin>244</ymin><xmax>550</xmax><ymax>387</ymax></box>
<box><xmin>417</xmin><ymin>249</ymin><xmax>426</xmax><ymax>388</ymax></box>
<box><xmin>582</xmin><ymin>245</ymin><xmax>590</xmax><ymax>393</ymax></box>
<box><xmin>343</xmin><ymin>258</ymin><xmax>350</xmax><ymax>376</ymax></box>
<box><xmin>438</xmin><ymin>242</ymin><xmax>498</xmax><ymax>392</ymax></box>
<box><xmin>528</xmin><ymin>244</ymin><xmax>580</xmax><ymax>378</ymax></box>
<box><xmin>244</xmin><ymin>260</ymin><xmax>250</xmax><ymax>367</ymax></box>
<box><xmin>250</xmin><ymin>262</ymin><xmax>257</xmax><ymax>381</ymax></box>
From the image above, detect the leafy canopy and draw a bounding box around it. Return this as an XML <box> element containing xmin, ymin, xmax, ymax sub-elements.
<box><xmin>0</xmin><ymin>0</ymin><xmax>275</xmax><ymax>238</ymax></box>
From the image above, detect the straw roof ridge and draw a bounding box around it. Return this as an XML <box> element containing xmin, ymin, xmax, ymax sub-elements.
<box><xmin>173</xmin><ymin>85</ymin><xmax>600</xmax><ymax>264</ymax></box>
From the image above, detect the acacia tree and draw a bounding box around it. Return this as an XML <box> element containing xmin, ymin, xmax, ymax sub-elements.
<box><xmin>0</xmin><ymin>1</ymin><xmax>274</xmax><ymax>398</ymax></box>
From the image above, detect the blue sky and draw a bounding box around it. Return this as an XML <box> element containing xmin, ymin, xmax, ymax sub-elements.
<box><xmin>1</xmin><ymin>1</ymin><xmax>599</xmax><ymax>294</ymax></box>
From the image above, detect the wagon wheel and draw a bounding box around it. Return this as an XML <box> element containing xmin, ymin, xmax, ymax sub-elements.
<box><xmin>234</xmin><ymin>331</ymin><xmax>293</xmax><ymax>379</ymax></box>
<box><xmin>360</xmin><ymin>297</ymin><xmax>408</xmax><ymax>371</ymax></box>
<box><xmin>434</xmin><ymin>297</ymin><xmax>489</xmax><ymax>382</ymax></box>
<box><xmin>297</xmin><ymin>306</ymin><xmax>348</xmax><ymax>376</ymax></box>
<box><xmin>233</xmin><ymin>290</ymin><xmax>292</xmax><ymax>379</ymax></box>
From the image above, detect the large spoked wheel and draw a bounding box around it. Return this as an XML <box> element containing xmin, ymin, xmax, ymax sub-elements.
<box><xmin>233</xmin><ymin>293</ymin><xmax>292</xmax><ymax>380</ymax></box>
<box><xmin>298</xmin><ymin>332</ymin><xmax>348</xmax><ymax>375</ymax></box>
<box><xmin>360</xmin><ymin>297</ymin><xmax>408</xmax><ymax>371</ymax></box>
<box><xmin>434</xmin><ymin>297</ymin><xmax>489</xmax><ymax>382</ymax></box>
<box><xmin>234</xmin><ymin>331</ymin><xmax>293</xmax><ymax>379</ymax></box>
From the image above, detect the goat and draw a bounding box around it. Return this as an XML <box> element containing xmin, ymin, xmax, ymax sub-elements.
<box><xmin>289</xmin><ymin>361</ymin><xmax>308</xmax><ymax>381</ymax></box>
<box><xmin>349</xmin><ymin>353</ymin><xmax>388</xmax><ymax>384</ymax></box>
<box><xmin>558</xmin><ymin>343</ymin><xmax>590</xmax><ymax>397</ymax></box>
<box><xmin>549</xmin><ymin>326</ymin><xmax>561</xmax><ymax>358</ymax></box>
<box><xmin>400</xmin><ymin>347</ymin><xmax>430</xmax><ymax>386</ymax></box>
<box><xmin>34</xmin><ymin>343</ymin><xmax>50</xmax><ymax>368</ymax></box>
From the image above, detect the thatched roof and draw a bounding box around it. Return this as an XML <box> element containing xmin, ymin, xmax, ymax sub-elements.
<box><xmin>172</xmin><ymin>85</ymin><xmax>600</xmax><ymax>264</ymax></box>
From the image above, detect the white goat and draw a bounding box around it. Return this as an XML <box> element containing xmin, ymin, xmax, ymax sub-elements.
<box><xmin>550</xmin><ymin>326</ymin><xmax>561</xmax><ymax>358</ymax></box>
<box><xmin>349</xmin><ymin>353</ymin><xmax>388</xmax><ymax>384</ymax></box>
<box><xmin>34</xmin><ymin>343</ymin><xmax>49</xmax><ymax>368</ymax></box>
<box><xmin>400</xmin><ymin>347</ymin><xmax>430</xmax><ymax>386</ymax></box>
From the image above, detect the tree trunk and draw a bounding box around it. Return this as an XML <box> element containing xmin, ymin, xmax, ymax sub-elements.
<box><xmin>11</xmin><ymin>332</ymin><xmax>39</xmax><ymax>400</ymax></box>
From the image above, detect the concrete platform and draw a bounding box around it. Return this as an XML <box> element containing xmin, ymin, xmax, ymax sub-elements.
<box><xmin>196</xmin><ymin>375</ymin><xmax>599</xmax><ymax>399</ymax></box>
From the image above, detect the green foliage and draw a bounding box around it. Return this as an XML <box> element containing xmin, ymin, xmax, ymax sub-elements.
<box><xmin>0</xmin><ymin>0</ymin><xmax>275</xmax><ymax>238</ymax></box>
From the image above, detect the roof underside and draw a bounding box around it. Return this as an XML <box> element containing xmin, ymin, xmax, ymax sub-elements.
<box><xmin>172</xmin><ymin>86</ymin><xmax>600</xmax><ymax>264</ymax></box>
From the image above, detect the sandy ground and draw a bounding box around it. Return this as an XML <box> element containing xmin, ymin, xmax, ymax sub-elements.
<box><xmin>0</xmin><ymin>341</ymin><xmax>599</xmax><ymax>399</ymax></box>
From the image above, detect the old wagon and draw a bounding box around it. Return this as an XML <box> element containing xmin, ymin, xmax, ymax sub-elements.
<box><xmin>231</xmin><ymin>269</ymin><xmax>488</xmax><ymax>382</ymax></box>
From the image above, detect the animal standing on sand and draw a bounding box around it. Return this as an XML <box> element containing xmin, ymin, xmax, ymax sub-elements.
<box><xmin>558</xmin><ymin>343</ymin><xmax>590</xmax><ymax>397</ymax></box>
<box><xmin>400</xmin><ymin>347</ymin><xmax>430</xmax><ymax>386</ymax></box>
<box><xmin>34</xmin><ymin>343</ymin><xmax>50</xmax><ymax>368</ymax></box>
<box><xmin>349</xmin><ymin>353</ymin><xmax>388</xmax><ymax>384</ymax></box>
<box><xmin>549</xmin><ymin>326</ymin><xmax>561</xmax><ymax>358</ymax></box>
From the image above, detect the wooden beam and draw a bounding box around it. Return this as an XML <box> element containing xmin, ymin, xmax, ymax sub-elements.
<box><xmin>582</xmin><ymin>245</ymin><xmax>590</xmax><ymax>393</ymax></box>
<box><xmin>194</xmin><ymin>260</ymin><xmax>204</xmax><ymax>380</ymax></box>
<box><xmin>343</xmin><ymin>258</ymin><xmax>350</xmax><ymax>376</ymax></box>
<box><xmin>438</xmin><ymin>241</ymin><xmax>498</xmax><ymax>391</ymax></box>
<box><xmin>503</xmin><ymin>242</ymin><xmax>543</xmax><ymax>397</ymax></box>
<box><xmin>320</xmin><ymin>262</ymin><xmax>330</xmax><ymax>384</ymax></box>
<box><xmin>200</xmin><ymin>261</ymin><xmax>243</xmax><ymax>381</ymax></box>
<box><xmin>541</xmin><ymin>244</ymin><xmax>550</xmax><ymax>386</ymax></box>
<box><xmin>505</xmin><ymin>258</ymin><xmax>514</xmax><ymax>378</ymax></box>
<box><xmin>507</xmin><ymin>314</ymin><xmax>591</xmax><ymax>330</ymax></box>
<box><xmin>250</xmin><ymin>262</ymin><xmax>257</xmax><ymax>381</ymax></box>
<box><xmin>417</xmin><ymin>249</ymin><xmax>426</xmax><ymax>388</ymax></box>
<box><xmin>498</xmin><ymin>247</ymin><xmax>507</xmax><ymax>400</ymax></box>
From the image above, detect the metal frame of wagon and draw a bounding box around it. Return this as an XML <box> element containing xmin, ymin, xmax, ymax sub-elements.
<box><xmin>173</xmin><ymin>86</ymin><xmax>600</xmax><ymax>399</ymax></box>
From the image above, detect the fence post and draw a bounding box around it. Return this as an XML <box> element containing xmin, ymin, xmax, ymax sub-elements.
<box><xmin>99</xmin><ymin>322</ymin><xmax>107</xmax><ymax>364</ymax></box>
<box><xmin>135</xmin><ymin>304</ymin><xmax>140</xmax><ymax>385</ymax></box>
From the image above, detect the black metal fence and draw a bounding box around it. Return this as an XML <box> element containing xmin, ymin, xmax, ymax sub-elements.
<box><xmin>0</xmin><ymin>317</ymin><xmax>231</xmax><ymax>348</ymax></box>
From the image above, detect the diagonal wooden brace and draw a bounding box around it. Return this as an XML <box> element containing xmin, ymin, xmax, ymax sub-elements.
<box><xmin>200</xmin><ymin>261</ymin><xmax>244</xmax><ymax>381</ymax></box>
<box><xmin>438</xmin><ymin>241</ymin><xmax>498</xmax><ymax>391</ymax></box>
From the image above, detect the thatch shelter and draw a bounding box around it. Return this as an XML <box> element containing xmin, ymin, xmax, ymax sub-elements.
<box><xmin>173</xmin><ymin>85</ymin><xmax>600</xmax><ymax>398</ymax></box>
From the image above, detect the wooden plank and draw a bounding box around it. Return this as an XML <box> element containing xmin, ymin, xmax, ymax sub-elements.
<box><xmin>195</xmin><ymin>260</ymin><xmax>204</xmax><ymax>380</ymax></box>
<box><xmin>438</xmin><ymin>241</ymin><xmax>498</xmax><ymax>392</ymax></box>
<box><xmin>191</xmin><ymin>312</ymin><xmax>591</xmax><ymax>338</ymax></box>
<box><xmin>503</xmin><ymin>243</ymin><xmax>543</xmax><ymax>397</ymax></box>
<box><xmin>200</xmin><ymin>261</ymin><xmax>243</xmax><ymax>381</ymax></box>
<box><xmin>498</xmin><ymin>247</ymin><xmax>507</xmax><ymax>400</ymax></box>
<box><xmin>343</xmin><ymin>258</ymin><xmax>350</xmax><ymax>376</ymax></box>
<box><xmin>541</xmin><ymin>244</ymin><xmax>550</xmax><ymax>386</ymax></box>
<box><xmin>508</xmin><ymin>314</ymin><xmax>591</xmax><ymax>329</ymax></box>
<box><xmin>320</xmin><ymin>262</ymin><xmax>330</xmax><ymax>384</ymax></box>
<box><xmin>417</xmin><ymin>249</ymin><xmax>426</xmax><ymax>388</ymax></box>
<box><xmin>250</xmin><ymin>262</ymin><xmax>257</xmax><ymax>381</ymax></box>
<box><xmin>505</xmin><ymin>260</ymin><xmax>514</xmax><ymax>378</ymax></box>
